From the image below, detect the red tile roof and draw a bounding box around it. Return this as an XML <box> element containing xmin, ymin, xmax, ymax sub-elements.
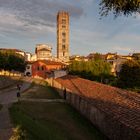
<box><xmin>33</xmin><ymin>60</ymin><xmax>65</xmax><ymax>65</ymax></box>
<box><xmin>56</xmin><ymin>75</ymin><xmax>140</xmax><ymax>134</ymax></box>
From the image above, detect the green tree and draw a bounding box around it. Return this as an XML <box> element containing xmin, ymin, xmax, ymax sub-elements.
<box><xmin>0</xmin><ymin>50</ymin><xmax>26</xmax><ymax>72</ymax></box>
<box><xmin>118</xmin><ymin>60</ymin><xmax>140</xmax><ymax>89</ymax></box>
<box><xmin>100</xmin><ymin>0</ymin><xmax>140</xmax><ymax>17</ymax></box>
<box><xmin>69</xmin><ymin>60</ymin><xmax>112</xmax><ymax>83</ymax></box>
<box><xmin>94</xmin><ymin>53</ymin><xmax>104</xmax><ymax>61</ymax></box>
<box><xmin>132</xmin><ymin>53</ymin><xmax>140</xmax><ymax>60</ymax></box>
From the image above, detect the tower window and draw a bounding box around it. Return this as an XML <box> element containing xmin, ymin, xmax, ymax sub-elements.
<box><xmin>63</xmin><ymin>52</ymin><xmax>65</xmax><ymax>56</ymax></box>
<box><xmin>62</xmin><ymin>25</ymin><xmax>66</xmax><ymax>28</ymax></box>
<box><xmin>62</xmin><ymin>19</ymin><xmax>66</xmax><ymax>24</ymax></box>
<box><xmin>62</xmin><ymin>45</ymin><xmax>66</xmax><ymax>50</ymax></box>
<box><xmin>62</xmin><ymin>32</ymin><xmax>66</xmax><ymax>37</ymax></box>
<box><xmin>62</xmin><ymin>39</ymin><xmax>66</xmax><ymax>43</ymax></box>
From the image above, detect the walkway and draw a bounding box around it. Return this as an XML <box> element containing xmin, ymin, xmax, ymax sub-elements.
<box><xmin>21</xmin><ymin>98</ymin><xmax>65</xmax><ymax>103</ymax></box>
<box><xmin>0</xmin><ymin>77</ymin><xmax>32</xmax><ymax>140</ymax></box>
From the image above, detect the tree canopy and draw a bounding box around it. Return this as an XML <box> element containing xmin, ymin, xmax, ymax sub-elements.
<box><xmin>118</xmin><ymin>60</ymin><xmax>140</xmax><ymax>89</ymax></box>
<box><xmin>100</xmin><ymin>0</ymin><xmax>140</xmax><ymax>17</ymax></box>
<box><xmin>69</xmin><ymin>60</ymin><xmax>112</xmax><ymax>83</ymax></box>
<box><xmin>0</xmin><ymin>50</ymin><xmax>26</xmax><ymax>72</ymax></box>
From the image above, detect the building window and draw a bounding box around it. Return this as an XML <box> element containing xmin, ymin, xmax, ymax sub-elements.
<box><xmin>26</xmin><ymin>66</ymin><xmax>30</xmax><ymax>69</ymax></box>
<box><xmin>37</xmin><ymin>66</ymin><xmax>40</xmax><ymax>71</ymax></box>
<box><xmin>62</xmin><ymin>45</ymin><xmax>66</xmax><ymax>50</ymax></box>
<box><xmin>63</xmin><ymin>52</ymin><xmax>65</xmax><ymax>56</ymax></box>
<box><xmin>42</xmin><ymin>66</ymin><xmax>44</xmax><ymax>71</ymax></box>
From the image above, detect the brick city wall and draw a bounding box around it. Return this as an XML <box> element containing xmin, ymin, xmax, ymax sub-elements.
<box><xmin>46</xmin><ymin>78</ymin><xmax>140</xmax><ymax>140</ymax></box>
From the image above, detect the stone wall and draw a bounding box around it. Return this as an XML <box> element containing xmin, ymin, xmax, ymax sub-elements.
<box><xmin>46</xmin><ymin>78</ymin><xmax>140</xmax><ymax>140</ymax></box>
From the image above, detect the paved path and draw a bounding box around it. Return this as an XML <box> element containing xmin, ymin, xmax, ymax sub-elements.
<box><xmin>0</xmin><ymin>77</ymin><xmax>32</xmax><ymax>140</ymax></box>
<box><xmin>21</xmin><ymin>98</ymin><xmax>65</xmax><ymax>103</ymax></box>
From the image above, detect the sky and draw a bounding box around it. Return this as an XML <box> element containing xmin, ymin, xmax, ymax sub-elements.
<box><xmin>0</xmin><ymin>0</ymin><xmax>140</xmax><ymax>56</ymax></box>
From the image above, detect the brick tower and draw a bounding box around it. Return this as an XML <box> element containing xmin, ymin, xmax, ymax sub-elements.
<box><xmin>57</xmin><ymin>11</ymin><xmax>69</xmax><ymax>62</ymax></box>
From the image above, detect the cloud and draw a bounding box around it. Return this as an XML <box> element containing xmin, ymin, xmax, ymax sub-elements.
<box><xmin>0</xmin><ymin>0</ymin><xmax>84</xmax><ymax>37</ymax></box>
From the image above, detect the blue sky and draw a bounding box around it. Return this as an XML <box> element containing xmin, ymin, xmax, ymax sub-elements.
<box><xmin>0</xmin><ymin>0</ymin><xmax>140</xmax><ymax>56</ymax></box>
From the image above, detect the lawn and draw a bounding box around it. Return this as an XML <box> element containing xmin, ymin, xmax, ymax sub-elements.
<box><xmin>0</xmin><ymin>104</ymin><xmax>2</xmax><ymax>110</ymax></box>
<box><xmin>22</xmin><ymin>82</ymin><xmax>61</xmax><ymax>99</ymax></box>
<box><xmin>9</xmin><ymin>101</ymin><xmax>107</xmax><ymax>140</ymax></box>
<box><xmin>0</xmin><ymin>76</ymin><xmax>22</xmax><ymax>90</ymax></box>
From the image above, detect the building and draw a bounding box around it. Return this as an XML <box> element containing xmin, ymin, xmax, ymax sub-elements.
<box><xmin>106</xmin><ymin>53</ymin><xmax>117</xmax><ymax>60</ymax></box>
<box><xmin>35</xmin><ymin>44</ymin><xmax>52</xmax><ymax>60</ymax></box>
<box><xmin>107</xmin><ymin>56</ymin><xmax>132</xmax><ymax>75</ymax></box>
<box><xmin>32</xmin><ymin>60</ymin><xmax>66</xmax><ymax>79</ymax></box>
<box><xmin>25</xmin><ymin>52</ymin><xmax>32</xmax><ymax>61</ymax></box>
<box><xmin>24</xmin><ymin>62</ymin><xmax>33</xmax><ymax>76</ymax></box>
<box><xmin>30</xmin><ymin>54</ymin><xmax>37</xmax><ymax>61</ymax></box>
<box><xmin>57</xmin><ymin>11</ymin><xmax>70</xmax><ymax>62</ymax></box>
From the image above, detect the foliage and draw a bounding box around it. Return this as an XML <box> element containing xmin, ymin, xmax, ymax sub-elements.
<box><xmin>99</xmin><ymin>0</ymin><xmax>140</xmax><ymax>17</ymax></box>
<box><xmin>10</xmin><ymin>125</ymin><xmax>28</xmax><ymax>140</ymax></box>
<box><xmin>132</xmin><ymin>53</ymin><xmax>140</xmax><ymax>60</ymax></box>
<box><xmin>0</xmin><ymin>104</ymin><xmax>2</xmax><ymax>110</ymax></box>
<box><xmin>117</xmin><ymin>60</ymin><xmax>140</xmax><ymax>89</ymax></box>
<box><xmin>94</xmin><ymin>53</ymin><xmax>104</xmax><ymax>61</ymax></box>
<box><xmin>0</xmin><ymin>50</ymin><xmax>26</xmax><ymax>72</ymax></box>
<box><xmin>69</xmin><ymin>60</ymin><xmax>112</xmax><ymax>83</ymax></box>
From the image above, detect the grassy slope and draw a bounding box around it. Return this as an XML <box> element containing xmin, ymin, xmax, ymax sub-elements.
<box><xmin>10</xmin><ymin>102</ymin><xmax>107</xmax><ymax>140</ymax></box>
<box><xmin>0</xmin><ymin>104</ymin><xmax>2</xmax><ymax>110</ymax></box>
<box><xmin>10</xmin><ymin>82</ymin><xmax>107</xmax><ymax>140</ymax></box>
<box><xmin>22</xmin><ymin>84</ymin><xmax>61</xmax><ymax>99</ymax></box>
<box><xmin>0</xmin><ymin>76</ymin><xmax>22</xmax><ymax>90</ymax></box>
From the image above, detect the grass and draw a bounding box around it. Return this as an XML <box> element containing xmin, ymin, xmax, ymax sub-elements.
<box><xmin>0</xmin><ymin>76</ymin><xmax>22</xmax><ymax>90</ymax></box>
<box><xmin>22</xmin><ymin>83</ymin><xmax>61</xmax><ymax>99</ymax></box>
<box><xmin>9</xmin><ymin>101</ymin><xmax>107</xmax><ymax>140</ymax></box>
<box><xmin>0</xmin><ymin>104</ymin><xmax>2</xmax><ymax>110</ymax></box>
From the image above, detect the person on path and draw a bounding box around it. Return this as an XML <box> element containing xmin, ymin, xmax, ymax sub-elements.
<box><xmin>17</xmin><ymin>84</ymin><xmax>21</xmax><ymax>102</ymax></box>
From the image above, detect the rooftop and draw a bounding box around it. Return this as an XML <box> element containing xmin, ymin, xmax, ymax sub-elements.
<box><xmin>56</xmin><ymin>75</ymin><xmax>140</xmax><ymax>134</ymax></box>
<box><xmin>33</xmin><ymin>60</ymin><xmax>66</xmax><ymax>66</ymax></box>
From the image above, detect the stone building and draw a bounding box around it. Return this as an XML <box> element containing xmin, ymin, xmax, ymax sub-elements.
<box><xmin>35</xmin><ymin>44</ymin><xmax>52</xmax><ymax>60</ymax></box>
<box><xmin>57</xmin><ymin>11</ymin><xmax>69</xmax><ymax>62</ymax></box>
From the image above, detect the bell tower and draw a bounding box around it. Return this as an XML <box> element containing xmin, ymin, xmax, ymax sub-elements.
<box><xmin>57</xmin><ymin>11</ymin><xmax>69</xmax><ymax>62</ymax></box>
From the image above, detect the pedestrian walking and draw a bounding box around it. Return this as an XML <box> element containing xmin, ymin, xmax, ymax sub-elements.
<box><xmin>17</xmin><ymin>84</ymin><xmax>22</xmax><ymax>102</ymax></box>
<box><xmin>17</xmin><ymin>84</ymin><xmax>21</xmax><ymax>91</ymax></box>
<box><xmin>17</xmin><ymin>91</ymin><xmax>20</xmax><ymax>102</ymax></box>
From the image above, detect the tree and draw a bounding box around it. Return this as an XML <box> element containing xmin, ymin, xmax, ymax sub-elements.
<box><xmin>118</xmin><ymin>60</ymin><xmax>140</xmax><ymax>88</ymax></box>
<box><xmin>132</xmin><ymin>53</ymin><xmax>140</xmax><ymax>60</ymax></box>
<box><xmin>0</xmin><ymin>50</ymin><xmax>26</xmax><ymax>72</ymax></box>
<box><xmin>100</xmin><ymin>0</ymin><xmax>140</xmax><ymax>17</ymax></box>
<box><xmin>94</xmin><ymin>53</ymin><xmax>104</xmax><ymax>61</ymax></box>
<box><xmin>69</xmin><ymin>60</ymin><xmax>112</xmax><ymax>83</ymax></box>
